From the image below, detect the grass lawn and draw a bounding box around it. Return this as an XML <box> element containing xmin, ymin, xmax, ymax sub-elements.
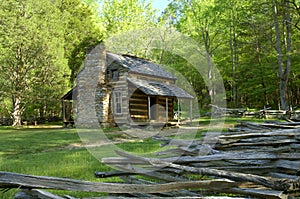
<box><xmin>0</xmin><ymin>126</ymin><xmax>120</xmax><ymax>198</ymax></box>
<box><xmin>0</xmin><ymin>117</ymin><xmax>271</xmax><ymax>198</ymax></box>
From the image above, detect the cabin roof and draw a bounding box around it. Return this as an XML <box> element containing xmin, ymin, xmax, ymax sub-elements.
<box><xmin>107</xmin><ymin>52</ymin><xmax>177</xmax><ymax>80</ymax></box>
<box><xmin>62</xmin><ymin>53</ymin><xmax>193</xmax><ymax>100</ymax></box>
<box><xmin>61</xmin><ymin>86</ymin><xmax>77</xmax><ymax>100</ymax></box>
<box><xmin>128</xmin><ymin>78</ymin><xmax>194</xmax><ymax>99</ymax></box>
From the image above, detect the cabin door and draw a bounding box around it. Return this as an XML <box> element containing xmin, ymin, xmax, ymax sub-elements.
<box><xmin>150</xmin><ymin>97</ymin><xmax>157</xmax><ymax>120</ymax></box>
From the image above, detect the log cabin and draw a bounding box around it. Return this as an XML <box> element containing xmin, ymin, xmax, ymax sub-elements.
<box><xmin>61</xmin><ymin>44</ymin><xmax>193</xmax><ymax>128</ymax></box>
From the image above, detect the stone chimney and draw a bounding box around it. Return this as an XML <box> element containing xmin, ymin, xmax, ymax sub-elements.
<box><xmin>75</xmin><ymin>44</ymin><xmax>106</xmax><ymax>128</ymax></box>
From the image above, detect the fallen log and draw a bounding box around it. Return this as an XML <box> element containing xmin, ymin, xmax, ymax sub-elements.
<box><xmin>16</xmin><ymin>188</ymin><xmax>243</xmax><ymax>199</ymax></box>
<box><xmin>119</xmin><ymin>175</ymin><xmax>200</xmax><ymax>197</ymax></box>
<box><xmin>97</xmin><ymin>168</ymin><xmax>295</xmax><ymax>199</ymax></box>
<box><xmin>102</xmin><ymin>151</ymin><xmax>300</xmax><ymax>165</ymax></box>
<box><xmin>269</xmin><ymin>172</ymin><xmax>298</xmax><ymax>180</ymax></box>
<box><xmin>112</xmin><ymin>164</ymin><xmax>189</xmax><ymax>182</ymax></box>
<box><xmin>218</xmin><ymin>128</ymin><xmax>300</xmax><ymax>140</ymax></box>
<box><xmin>0</xmin><ymin>171</ymin><xmax>250</xmax><ymax>194</ymax></box>
<box><xmin>94</xmin><ymin>171</ymin><xmax>135</xmax><ymax>178</ymax></box>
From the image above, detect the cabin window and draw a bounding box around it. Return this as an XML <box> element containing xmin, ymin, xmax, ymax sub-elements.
<box><xmin>114</xmin><ymin>91</ymin><xmax>122</xmax><ymax>114</ymax></box>
<box><xmin>111</xmin><ymin>69</ymin><xmax>119</xmax><ymax>80</ymax></box>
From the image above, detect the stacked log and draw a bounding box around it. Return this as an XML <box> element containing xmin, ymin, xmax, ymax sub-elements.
<box><xmin>99</xmin><ymin>121</ymin><xmax>300</xmax><ymax>198</ymax></box>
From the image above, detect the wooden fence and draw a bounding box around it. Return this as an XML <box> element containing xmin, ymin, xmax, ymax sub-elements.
<box><xmin>1</xmin><ymin>121</ymin><xmax>300</xmax><ymax>198</ymax></box>
<box><xmin>210</xmin><ymin>105</ymin><xmax>300</xmax><ymax>119</ymax></box>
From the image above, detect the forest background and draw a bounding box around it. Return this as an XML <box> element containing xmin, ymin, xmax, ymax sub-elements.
<box><xmin>0</xmin><ymin>0</ymin><xmax>299</xmax><ymax>126</ymax></box>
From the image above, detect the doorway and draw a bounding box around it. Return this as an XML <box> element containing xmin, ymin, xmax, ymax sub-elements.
<box><xmin>150</xmin><ymin>97</ymin><xmax>157</xmax><ymax>120</ymax></box>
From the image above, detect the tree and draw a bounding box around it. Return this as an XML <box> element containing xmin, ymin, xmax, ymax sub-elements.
<box><xmin>0</xmin><ymin>0</ymin><xmax>69</xmax><ymax>126</ymax></box>
<box><xmin>227</xmin><ymin>0</ymin><xmax>277</xmax><ymax>108</ymax></box>
<box><xmin>99</xmin><ymin>0</ymin><xmax>158</xmax><ymax>37</ymax></box>
<box><xmin>60</xmin><ymin>0</ymin><xmax>103</xmax><ymax>83</ymax></box>
<box><xmin>0</xmin><ymin>0</ymin><xmax>103</xmax><ymax>126</ymax></box>
<box><xmin>99</xmin><ymin>0</ymin><xmax>167</xmax><ymax>59</ymax></box>
<box><xmin>167</xmin><ymin>0</ymin><xmax>225</xmax><ymax>105</ymax></box>
<box><xmin>273</xmin><ymin>0</ymin><xmax>292</xmax><ymax>110</ymax></box>
<box><xmin>211</xmin><ymin>0</ymin><xmax>298</xmax><ymax>110</ymax></box>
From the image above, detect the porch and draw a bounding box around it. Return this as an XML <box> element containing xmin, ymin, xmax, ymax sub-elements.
<box><xmin>127</xmin><ymin>78</ymin><xmax>194</xmax><ymax>126</ymax></box>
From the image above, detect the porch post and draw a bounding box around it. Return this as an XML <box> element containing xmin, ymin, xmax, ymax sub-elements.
<box><xmin>166</xmin><ymin>97</ymin><xmax>168</xmax><ymax>124</ymax></box>
<box><xmin>62</xmin><ymin>100</ymin><xmax>66</xmax><ymax>128</ymax></box>
<box><xmin>148</xmin><ymin>96</ymin><xmax>151</xmax><ymax>122</ymax></box>
<box><xmin>177</xmin><ymin>98</ymin><xmax>180</xmax><ymax>125</ymax></box>
<box><xmin>62</xmin><ymin>100</ymin><xmax>66</xmax><ymax>122</ymax></box>
<box><xmin>190</xmin><ymin>99</ymin><xmax>193</xmax><ymax>122</ymax></box>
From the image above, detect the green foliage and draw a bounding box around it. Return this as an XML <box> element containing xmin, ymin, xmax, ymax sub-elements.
<box><xmin>0</xmin><ymin>0</ymin><xmax>103</xmax><ymax>125</ymax></box>
<box><xmin>164</xmin><ymin>0</ymin><xmax>300</xmax><ymax>109</ymax></box>
<box><xmin>99</xmin><ymin>0</ymin><xmax>158</xmax><ymax>36</ymax></box>
<box><xmin>60</xmin><ymin>0</ymin><xmax>103</xmax><ymax>83</ymax></box>
<box><xmin>0</xmin><ymin>0</ymin><xmax>70</xmax><ymax>125</ymax></box>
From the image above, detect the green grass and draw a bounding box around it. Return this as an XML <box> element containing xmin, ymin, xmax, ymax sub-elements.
<box><xmin>0</xmin><ymin>127</ymin><xmax>78</xmax><ymax>156</ymax></box>
<box><xmin>0</xmin><ymin>126</ymin><xmax>119</xmax><ymax>198</ymax></box>
<box><xmin>116</xmin><ymin>138</ymin><xmax>161</xmax><ymax>154</ymax></box>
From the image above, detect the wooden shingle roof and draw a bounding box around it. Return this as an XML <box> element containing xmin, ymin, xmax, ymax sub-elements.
<box><xmin>107</xmin><ymin>52</ymin><xmax>177</xmax><ymax>80</ymax></box>
<box><xmin>128</xmin><ymin>78</ymin><xmax>193</xmax><ymax>99</ymax></box>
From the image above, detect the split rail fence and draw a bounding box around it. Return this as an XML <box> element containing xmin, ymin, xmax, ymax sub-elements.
<box><xmin>1</xmin><ymin>121</ymin><xmax>300</xmax><ymax>198</ymax></box>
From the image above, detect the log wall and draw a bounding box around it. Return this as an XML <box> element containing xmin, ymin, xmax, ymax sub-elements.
<box><xmin>129</xmin><ymin>88</ymin><xmax>148</xmax><ymax>123</ymax></box>
<box><xmin>156</xmin><ymin>96</ymin><xmax>174</xmax><ymax>122</ymax></box>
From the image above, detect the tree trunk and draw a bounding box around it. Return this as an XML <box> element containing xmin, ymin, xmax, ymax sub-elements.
<box><xmin>273</xmin><ymin>0</ymin><xmax>292</xmax><ymax>111</ymax></box>
<box><xmin>255</xmin><ymin>30</ymin><xmax>268</xmax><ymax>106</ymax></box>
<box><xmin>230</xmin><ymin>7</ymin><xmax>238</xmax><ymax>108</ymax></box>
<box><xmin>206</xmin><ymin>51</ymin><xmax>215</xmax><ymax>104</ymax></box>
<box><xmin>273</xmin><ymin>0</ymin><xmax>284</xmax><ymax>110</ymax></box>
<box><xmin>12</xmin><ymin>96</ymin><xmax>22</xmax><ymax>126</ymax></box>
<box><xmin>202</xmin><ymin>24</ymin><xmax>215</xmax><ymax>104</ymax></box>
<box><xmin>283</xmin><ymin>0</ymin><xmax>292</xmax><ymax>109</ymax></box>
